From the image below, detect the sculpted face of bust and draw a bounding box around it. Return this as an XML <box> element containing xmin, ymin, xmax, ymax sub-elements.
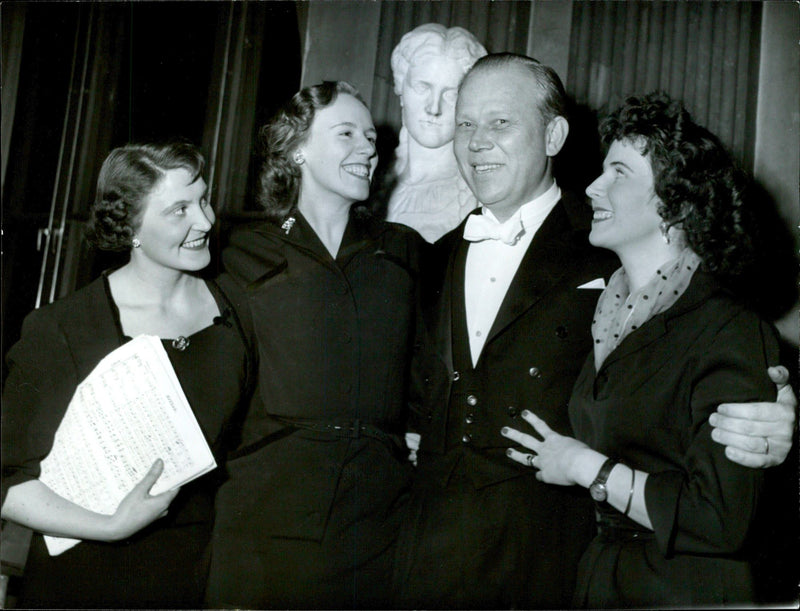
<box><xmin>400</xmin><ymin>54</ymin><xmax>465</xmax><ymax>149</ymax></box>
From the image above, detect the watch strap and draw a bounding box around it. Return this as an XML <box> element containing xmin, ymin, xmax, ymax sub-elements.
<box><xmin>592</xmin><ymin>457</ymin><xmax>618</xmax><ymax>487</ymax></box>
<box><xmin>589</xmin><ymin>457</ymin><xmax>619</xmax><ymax>503</ymax></box>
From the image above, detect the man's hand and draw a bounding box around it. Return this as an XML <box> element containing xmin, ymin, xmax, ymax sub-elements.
<box><xmin>710</xmin><ymin>366</ymin><xmax>797</xmax><ymax>468</ymax></box>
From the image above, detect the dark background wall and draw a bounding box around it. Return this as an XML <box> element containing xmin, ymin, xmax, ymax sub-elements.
<box><xmin>1</xmin><ymin>2</ymin><xmax>302</xmax><ymax>356</ymax></box>
<box><xmin>303</xmin><ymin>0</ymin><xmax>798</xmax><ymax>341</ymax></box>
<box><xmin>2</xmin><ymin>0</ymin><xmax>798</xmax><ymax>353</ymax></box>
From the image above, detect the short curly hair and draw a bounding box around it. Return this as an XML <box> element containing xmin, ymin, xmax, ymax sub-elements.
<box><xmin>600</xmin><ymin>92</ymin><xmax>755</xmax><ymax>283</ymax></box>
<box><xmin>257</xmin><ymin>81</ymin><xmax>366</xmax><ymax>223</ymax></box>
<box><xmin>87</xmin><ymin>141</ymin><xmax>205</xmax><ymax>251</ymax></box>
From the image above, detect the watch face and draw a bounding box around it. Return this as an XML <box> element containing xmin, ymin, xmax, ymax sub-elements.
<box><xmin>590</xmin><ymin>483</ymin><xmax>607</xmax><ymax>502</ymax></box>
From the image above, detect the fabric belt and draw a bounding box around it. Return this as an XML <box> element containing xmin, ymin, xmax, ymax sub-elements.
<box><xmin>277</xmin><ymin>416</ymin><xmax>401</xmax><ymax>448</ymax></box>
<box><xmin>595</xmin><ymin>510</ymin><xmax>654</xmax><ymax>542</ymax></box>
<box><xmin>227</xmin><ymin>425</ymin><xmax>298</xmax><ymax>460</ymax></box>
<box><xmin>228</xmin><ymin>416</ymin><xmax>401</xmax><ymax>460</ymax></box>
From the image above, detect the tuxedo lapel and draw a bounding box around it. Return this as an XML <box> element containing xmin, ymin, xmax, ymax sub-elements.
<box><xmin>485</xmin><ymin>202</ymin><xmax>577</xmax><ymax>345</ymax></box>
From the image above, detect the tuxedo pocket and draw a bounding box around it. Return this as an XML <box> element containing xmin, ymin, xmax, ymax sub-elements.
<box><xmin>577</xmin><ymin>278</ymin><xmax>606</xmax><ymax>289</ymax></box>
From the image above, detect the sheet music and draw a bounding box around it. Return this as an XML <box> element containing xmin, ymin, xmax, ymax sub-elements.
<box><xmin>39</xmin><ymin>335</ymin><xmax>216</xmax><ymax>555</ymax></box>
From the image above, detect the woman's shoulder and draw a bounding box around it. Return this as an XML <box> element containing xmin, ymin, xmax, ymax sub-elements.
<box><xmin>352</xmin><ymin>206</ymin><xmax>426</xmax><ymax>248</ymax></box>
<box><xmin>369</xmin><ymin>212</ymin><xmax>431</xmax><ymax>267</ymax></box>
<box><xmin>22</xmin><ymin>276</ymin><xmax>111</xmax><ymax>334</ymax></box>
<box><xmin>679</xmin><ymin>271</ymin><xmax>764</xmax><ymax>322</ymax></box>
<box><xmin>673</xmin><ymin>271</ymin><xmax>780</xmax><ymax>353</ymax></box>
<box><xmin>222</xmin><ymin>221</ymin><xmax>287</xmax><ymax>285</ymax></box>
<box><xmin>381</xmin><ymin>218</ymin><xmax>426</xmax><ymax>245</ymax></box>
<box><xmin>7</xmin><ymin>275</ymin><xmax>119</xmax><ymax>375</ymax></box>
<box><xmin>225</xmin><ymin>221</ymin><xmax>281</xmax><ymax>252</ymax></box>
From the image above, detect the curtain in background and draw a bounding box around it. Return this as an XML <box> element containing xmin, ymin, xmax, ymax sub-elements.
<box><xmin>368</xmin><ymin>0</ymin><xmax>762</xmax><ymax>173</ymax></box>
<box><xmin>568</xmin><ymin>1</ymin><xmax>762</xmax><ymax>168</ymax></box>
<box><xmin>370</xmin><ymin>1</ymin><xmax>533</xmax><ymax>131</ymax></box>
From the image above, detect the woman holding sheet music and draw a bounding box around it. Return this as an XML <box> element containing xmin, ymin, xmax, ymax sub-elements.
<box><xmin>1</xmin><ymin>142</ymin><xmax>254</xmax><ymax>608</ymax></box>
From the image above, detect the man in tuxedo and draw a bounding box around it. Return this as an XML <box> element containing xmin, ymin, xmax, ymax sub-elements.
<box><xmin>393</xmin><ymin>52</ymin><xmax>796</xmax><ymax>608</ymax></box>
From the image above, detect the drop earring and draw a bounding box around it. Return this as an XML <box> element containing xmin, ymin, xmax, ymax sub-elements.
<box><xmin>659</xmin><ymin>221</ymin><xmax>671</xmax><ymax>245</ymax></box>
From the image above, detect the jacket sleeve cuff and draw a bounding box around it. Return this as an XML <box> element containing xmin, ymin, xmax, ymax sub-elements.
<box><xmin>644</xmin><ymin>469</ymin><xmax>684</xmax><ymax>556</ymax></box>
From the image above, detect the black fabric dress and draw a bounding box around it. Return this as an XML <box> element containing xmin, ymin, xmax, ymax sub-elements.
<box><xmin>2</xmin><ymin>274</ymin><xmax>252</xmax><ymax>609</ymax></box>
<box><xmin>205</xmin><ymin>209</ymin><xmax>422</xmax><ymax>609</ymax></box>
<box><xmin>568</xmin><ymin>271</ymin><xmax>780</xmax><ymax>608</ymax></box>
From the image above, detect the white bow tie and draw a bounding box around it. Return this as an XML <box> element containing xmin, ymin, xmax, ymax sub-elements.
<box><xmin>463</xmin><ymin>213</ymin><xmax>525</xmax><ymax>245</ymax></box>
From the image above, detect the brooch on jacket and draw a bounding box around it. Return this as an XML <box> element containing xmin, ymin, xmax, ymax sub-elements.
<box><xmin>281</xmin><ymin>216</ymin><xmax>296</xmax><ymax>235</ymax></box>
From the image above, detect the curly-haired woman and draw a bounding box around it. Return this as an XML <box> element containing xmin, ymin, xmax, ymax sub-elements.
<box><xmin>204</xmin><ymin>81</ymin><xmax>424</xmax><ymax>608</ymax></box>
<box><xmin>501</xmin><ymin>92</ymin><xmax>784</xmax><ymax>607</ymax></box>
<box><xmin>1</xmin><ymin>142</ymin><xmax>254</xmax><ymax>608</ymax></box>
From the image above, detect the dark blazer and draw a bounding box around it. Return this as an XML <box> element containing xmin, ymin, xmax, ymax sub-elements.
<box><xmin>216</xmin><ymin>210</ymin><xmax>421</xmax><ymax>540</ymax></box>
<box><xmin>399</xmin><ymin>193</ymin><xmax>620</xmax><ymax>607</ymax></box>
<box><xmin>570</xmin><ymin>271</ymin><xmax>780</xmax><ymax>607</ymax></box>
<box><xmin>3</xmin><ymin>277</ymin><xmax>122</xmax><ymax>498</ymax></box>
<box><xmin>206</xmin><ymin>210</ymin><xmax>422</xmax><ymax>607</ymax></box>
<box><xmin>2</xmin><ymin>274</ymin><xmax>252</xmax><ymax>608</ymax></box>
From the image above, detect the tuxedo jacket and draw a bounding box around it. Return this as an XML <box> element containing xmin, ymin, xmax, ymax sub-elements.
<box><xmin>412</xmin><ymin>192</ymin><xmax>620</xmax><ymax>486</ymax></box>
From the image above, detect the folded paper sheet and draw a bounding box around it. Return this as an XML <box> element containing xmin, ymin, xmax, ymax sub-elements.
<box><xmin>39</xmin><ymin>335</ymin><xmax>216</xmax><ymax>555</ymax></box>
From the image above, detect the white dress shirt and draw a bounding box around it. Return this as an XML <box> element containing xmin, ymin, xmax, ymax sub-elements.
<box><xmin>464</xmin><ymin>182</ymin><xmax>561</xmax><ymax>366</ymax></box>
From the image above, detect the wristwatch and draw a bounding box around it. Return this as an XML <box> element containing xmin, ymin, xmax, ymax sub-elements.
<box><xmin>589</xmin><ymin>458</ymin><xmax>618</xmax><ymax>502</ymax></box>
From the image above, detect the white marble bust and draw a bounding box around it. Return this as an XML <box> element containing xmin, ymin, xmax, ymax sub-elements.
<box><xmin>386</xmin><ymin>23</ymin><xmax>487</xmax><ymax>243</ymax></box>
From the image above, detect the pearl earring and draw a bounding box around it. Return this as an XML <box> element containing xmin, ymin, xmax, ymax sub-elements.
<box><xmin>293</xmin><ymin>152</ymin><xmax>305</xmax><ymax>165</ymax></box>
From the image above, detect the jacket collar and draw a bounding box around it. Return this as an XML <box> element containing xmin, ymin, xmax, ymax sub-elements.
<box><xmin>597</xmin><ymin>270</ymin><xmax>724</xmax><ymax>372</ymax></box>
<box><xmin>483</xmin><ymin>202</ymin><xmax>578</xmax><ymax>345</ymax></box>
<box><xmin>258</xmin><ymin>206</ymin><xmax>390</xmax><ymax>266</ymax></box>
<box><xmin>430</xmin><ymin>193</ymin><xmax>593</xmax><ymax>369</ymax></box>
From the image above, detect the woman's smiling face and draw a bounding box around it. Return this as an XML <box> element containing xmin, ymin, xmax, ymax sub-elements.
<box><xmin>297</xmin><ymin>93</ymin><xmax>378</xmax><ymax>206</ymax></box>
<box><xmin>133</xmin><ymin>167</ymin><xmax>214</xmax><ymax>272</ymax></box>
<box><xmin>586</xmin><ymin>139</ymin><xmax>664</xmax><ymax>256</ymax></box>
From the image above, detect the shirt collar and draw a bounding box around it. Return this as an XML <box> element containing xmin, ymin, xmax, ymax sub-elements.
<box><xmin>479</xmin><ymin>181</ymin><xmax>561</xmax><ymax>230</ymax></box>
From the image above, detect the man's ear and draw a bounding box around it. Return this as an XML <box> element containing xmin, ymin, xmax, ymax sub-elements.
<box><xmin>545</xmin><ymin>116</ymin><xmax>569</xmax><ymax>156</ymax></box>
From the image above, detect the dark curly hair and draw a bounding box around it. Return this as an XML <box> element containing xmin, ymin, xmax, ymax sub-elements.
<box><xmin>600</xmin><ymin>91</ymin><xmax>756</xmax><ymax>284</ymax></box>
<box><xmin>86</xmin><ymin>141</ymin><xmax>205</xmax><ymax>251</ymax></box>
<box><xmin>257</xmin><ymin>81</ymin><xmax>367</xmax><ymax>223</ymax></box>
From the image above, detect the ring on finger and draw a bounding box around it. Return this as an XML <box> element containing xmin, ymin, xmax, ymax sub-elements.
<box><xmin>526</xmin><ymin>454</ymin><xmax>536</xmax><ymax>468</ymax></box>
<box><xmin>763</xmin><ymin>437</ymin><xmax>770</xmax><ymax>455</ymax></box>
